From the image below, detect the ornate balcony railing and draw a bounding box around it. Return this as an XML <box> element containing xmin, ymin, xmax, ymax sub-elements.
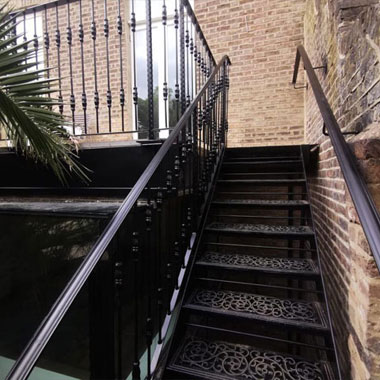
<box><xmin>3</xmin><ymin>0</ymin><xmax>214</xmax><ymax>140</ymax></box>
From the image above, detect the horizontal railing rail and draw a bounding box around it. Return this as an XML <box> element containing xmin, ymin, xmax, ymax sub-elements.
<box><xmin>5</xmin><ymin>54</ymin><xmax>230</xmax><ymax>380</ymax></box>
<box><xmin>4</xmin><ymin>0</ymin><xmax>214</xmax><ymax>140</ymax></box>
<box><xmin>292</xmin><ymin>45</ymin><xmax>380</xmax><ymax>273</ymax></box>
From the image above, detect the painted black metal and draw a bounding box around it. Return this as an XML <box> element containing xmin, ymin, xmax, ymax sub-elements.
<box><xmin>146</xmin><ymin>0</ymin><xmax>155</xmax><ymax>140</ymax></box>
<box><xmin>5</xmin><ymin>55</ymin><xmax>230</xmax><ymax>380</ymax></box>
<box><xmin>6</xmin><ymin>0</ymin><xmax>216</xmax><ymax>141</ymax></box>
<box><xmin>293</xmin><ymin>45</ymin><xmax>380</xmax><ymax>274</ymax></box>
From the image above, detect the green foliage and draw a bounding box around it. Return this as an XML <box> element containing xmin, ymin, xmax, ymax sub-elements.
<box><xmin>0</xmin><ymin>4</ymin><xmax>89</xmax><ymax>184</ymax></box>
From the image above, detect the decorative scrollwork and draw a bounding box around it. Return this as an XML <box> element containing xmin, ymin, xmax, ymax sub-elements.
<box><xmin>172</xmin><ymin>337</ymin><xmax>326</xmax><ymax>380</ymax></box>
<box><xmin>189</xmin><ymin>289</ymin><xmax>321</xmax><ymax>324</ymax></box>
<box><xmin>215</xmin><ymin>199</ymin><xmax>308</xmax><ymax>206</ymax></box>
<box><xmin>199</xmin><ymin>252</ymin><xmax>317</xmax><ymax>273</ymax></box>
<box><xmin>207</xmin><ymin>223</ymin><xmax>313</xmax><ymax>235</ymax></box>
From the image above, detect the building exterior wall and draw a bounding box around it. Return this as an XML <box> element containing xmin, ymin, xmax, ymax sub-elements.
<box><xmin>194</xmin><ymin>0</ymin><xmax>305</xmax><ymax>147</ymax></box>
<box><xmin>304</xmin><ymin>1</ymin><xmax>380</xmax><ymax>378</ymax></box>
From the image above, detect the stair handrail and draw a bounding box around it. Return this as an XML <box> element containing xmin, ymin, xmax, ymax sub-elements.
<box><xmin>292</xmin><ymin>45</ymin><xmax>380</xmax><ymax>274</ymax></box>
<box><xmin>5</xmin><ymin>54</ymin><xmax>231</xmax><ymax>380</ymax></box>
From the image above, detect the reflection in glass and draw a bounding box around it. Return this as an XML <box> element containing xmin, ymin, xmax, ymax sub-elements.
<box><xmin>0</xmin><ymin>216</ymin><xmax>100</xmax><ymax>378</ymax></box>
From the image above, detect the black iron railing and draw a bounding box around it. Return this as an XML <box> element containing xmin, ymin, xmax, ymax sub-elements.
<box><xmin>4</xmin><ymin>0</ymin><xmax>214</xmax><ymax>140</ymax></box>
<box><xmin>292</xmin><ymin>45</ymin><xmax>380</xmax><ymax>273</ymax></box>
<box><xmin>5</xmin><ymin>52</ymin><xmax>230</xmax><ymax>379</ymax></box>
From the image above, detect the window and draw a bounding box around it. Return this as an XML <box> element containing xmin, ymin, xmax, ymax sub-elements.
<box><xmin>131</xmin><ymin>0</ymin><xmax>194</xmax><ymax>139</ymax></box>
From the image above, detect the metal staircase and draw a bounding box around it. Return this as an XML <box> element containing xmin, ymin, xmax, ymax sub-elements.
<box><xmin>163</xmin><ymin>145</ymin><xmax>339</xmax><ymax>380</ymax></box>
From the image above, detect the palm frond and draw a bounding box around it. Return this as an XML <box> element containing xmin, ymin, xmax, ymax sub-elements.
<box><xmin>0</xmin><ymin>5</ymin><xmax>90</xmax><ymax>184</ymax></box>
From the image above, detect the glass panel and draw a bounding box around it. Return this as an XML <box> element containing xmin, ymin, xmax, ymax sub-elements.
<box><xmin>0</xmin><ymin>216</ymin><xmax>100</xmax><ymax>373</ymax></box>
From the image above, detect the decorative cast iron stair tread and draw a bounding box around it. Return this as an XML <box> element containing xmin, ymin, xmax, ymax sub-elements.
<box><xmin>184</xmin><ymin>289</ymin><xmax>328</xmax><ymax>331</ymax></box>
<box><xmin>212</xmin><ymin>199</ymin><xmax>309</xmax><ymax>207</ymax></box>
<box><xmin>225</xmin><ymin>155</ymin><xmax>300</xmax><ymax>161</ymax></box>
<box><xmin>196</xmin><ymin>251</ymin><xmax>319</xmax><ymax>275</ymax></box>
<box><xmin>218</xmin><ymin>179</ymin><xmax>306</xmax><ymax>184</ymax></box>
<box><xmin>223</xmin><ymin>159</ymin><xmax>302</xmax><ymax>165</ymax></box>
<box><xmin>205</xmin><ymin>222</ymin><xmax>314</xmax><ymax>236</ymax></box>
<box><xmin>168</xmin><ymin>336</ymin><xmax>334</xmax><ymax>380</ymax></box>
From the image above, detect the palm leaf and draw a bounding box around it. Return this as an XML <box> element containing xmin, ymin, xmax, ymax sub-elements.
<box><xmin>0</xmin><ymin>5</ymin><xmax>90</xmax><ymax>184</ymax></box>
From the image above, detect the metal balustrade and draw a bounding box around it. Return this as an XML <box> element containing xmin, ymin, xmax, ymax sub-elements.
<box><xmin>3</xmin><ymin>0</ymin><xmax>214</xmax><ymax>140</ymax></box>
<box><xmin>5</xmin><ymin>49</ymin><xmax>230</xmax><ymax>379</ymax></box>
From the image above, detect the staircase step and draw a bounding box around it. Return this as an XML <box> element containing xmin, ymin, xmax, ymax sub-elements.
<box><xmin>223</xmin><ymin>159</ymin><xmax>302</xmax><ymax>165</ymax></box>
<box><xmin>224</xmin><ymin>156</ymin><xmax>299</xmax><ymax>162</ymax></box>
<box><xmin>205</xmin><ymin>222</ymin><xmax>314</xmax><ymax>237</ymax></box>
<box><xmin>196</xmin><ymin>251</ymin><xmax>319</xmax><ymax>276</ymax></box>
<box><xmin>184</xmin><ymin>289</ymin><xmax>329</xmax><ymax>332</ymax></box>
<box><xmin>168</xmin><ymin>336</ymin><xmax>334</xmax><ymax>380</ymax></box>
<box><xmin>212</xmin><ymin>199</ymin><xmax>309</xmax><ymax>208</ymax></box>
<box><xmin>218</xmin><ymin>179</ymin><xmax>305</xmax><ymax>185</ymax></box>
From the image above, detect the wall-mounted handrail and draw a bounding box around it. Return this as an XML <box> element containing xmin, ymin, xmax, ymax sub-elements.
<box><xmin>5</xmin><ymin>55</ymin><xmax>231</xmax><ymax>380</ymax></box>
<box><xmin>292</xmin><ymin>45</ymin><xmax>380</xmax><ymax>274</ymax></box>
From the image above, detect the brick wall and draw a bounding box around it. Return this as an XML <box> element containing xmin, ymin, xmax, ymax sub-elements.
<box><xmin>304</xmin><ymin>1</ymin><xmax>380</xmax><ymax>378</ymax></box>
<box><xmin>194</xmin><ymin>0</ymin><xmax>305</xmax><ymax>147</ymax></box>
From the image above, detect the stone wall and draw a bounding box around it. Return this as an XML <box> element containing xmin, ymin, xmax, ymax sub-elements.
<box><xmin>194</xmin><ymin>0</ymin><xmax>305</xmax><ymax>147</ymax></box>
<box><xmin>304</xmin><ymin>1</ymin><xmax>380</xmax><ymax>378</ymax></box>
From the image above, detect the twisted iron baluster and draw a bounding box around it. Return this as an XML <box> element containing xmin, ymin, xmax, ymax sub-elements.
<box><xmin>66</xmin><ymin>0</ymin><xmax>75</xmax><ymax>132</ymax></box>
<box><xmin>179</xmin><ymin>0</ymin><xmax>186</xmax><ymax>116</ymax></box>
<box><xmin>42</xmin><ymin>6</ymin><xmax>51</xmax><ymax>103</ymax></box>
<box><xmin>174</xmin><ymin>1</ymin><xmax>180</xmax><ymax>123</ymax></box>
<box><xmin>131</xmin><ymin>0</ymin><xmax>138</xmax><ymax>135</ymax></box>
<box><xmin>162</xmin><ymin>0</ymin><xmax>168</xmax><ymax>133</ymax></box>
<box><xmin>55</xmin><ymin>4</ymin><xmax>63</xmax><ymax>115</ymax></box>
<box><xmin>78</xmin><ymin>0</ymin><xmax>87</xmax><ymax>133</ymax></box>
<box><xmin>104</xmin><ymin>0</ymin><xmax>112</xmax><ymax>132</ymax></box>
<box><xmin>33</xmin><ymin>9</ymin><xmax>38</xmax><ymax>69</ymax></box>
<box><xmin>118</xmin><ymin>0</ymin><xmax>125</xmax><ymax>132</ymax></box>
<box><xmin>146</xmin><ymin>0</ymin><xmax>154</xmax><ymax>140</ymax></box>
<box><xmin>185</xmin><ymin>12</ymin><xmax>190</xmax><ymax>108</ymax></box>
<box><xmin>91</xmin><ymin>0</ymin><xmax>99</xmax><ymax>133</ymax></box>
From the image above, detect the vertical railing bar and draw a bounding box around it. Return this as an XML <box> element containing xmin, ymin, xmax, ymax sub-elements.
<box><xmin>91</xmin><ymin>0</ymin><xmax>99</xmax><ymax>133</ymax></box>
<box><xmin>174</xmin><ymin>1</ymin><xmax>179</xmax><ymax>124</ymax></box>
<box><xmin>185</xmin><ymin>11</ymin><xmax>190</xmax><ymax>109</ymax></box>
<box><xmin>66</xmin><ymin>0</ymin><xmax>75</xmax><ymax>133</ymax></box>
<box><xmin>145</xmin><ymin>197</ymin><xmax>153</xmax><ymax>380</ymax></box>
<box><xmin>104</xmin><ymin>0</ymin><xmax>112</xmax><ymax>132</ymax></box>
<box><xmin>179</xmin><ymin>0</ymin><xmax>186</xmax><ymax>116</ymax></box>
<box><xmin>78</xmin><ymin>0</ymin><xmax>87</xmax><ymax>134</ymax></box>
<box><xmin>190</xmin><ymin>20</ymin><xmax>194</xmax><ymax>101</ymax></box>
<box><xmin>55</xmin><ymin>3</ymin><xmax>63</xmax><ymax>115</ymax></box>
<box><xmin>118</xmin><ymin>0</ymin><xmax>125</xmax><ymax>132</ymax></box>
<box><xmin>33</xmin><ymin>9</ymin><xmax>38</xmax><ymax>69</ymax></box>
<box><xmin>162</xmin><ymin>0</ymin><xmax>168</xmax><ymax>133</ymax></box>
<box><xmin>132</xmin><ymin>230</ymin><xmax>141</xmax><ymax>380</ymax></box>
<box><xmin>131</xmin><ymin>0</ymin><xmax>139</xmax><ymax>137</ymax></box>
<box><xmin>43</xmin><ymin>6</ymin><xmax>50</xmax><ymax>98</ymax></box>
<box><xmin>146</xmin><ymin>0</ymin><xmax>154</xmax><ymax>140</ymax></box>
